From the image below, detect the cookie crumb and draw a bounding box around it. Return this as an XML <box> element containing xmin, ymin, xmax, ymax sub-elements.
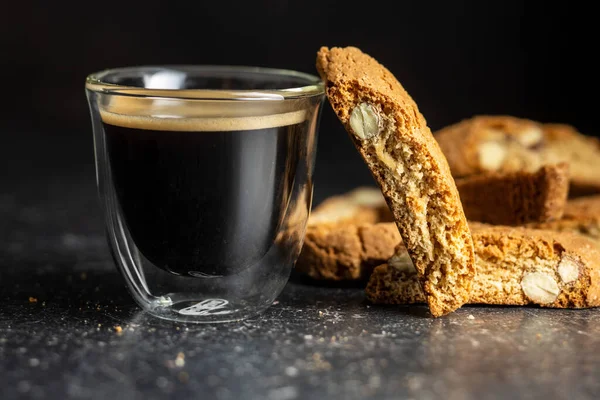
<box><xmin>175</xmin><ymin>352</ymin><xmax>185</xmax><ymax>368</ymax></box>
<box><xmin>114</xmin><ymin>325</ymin><xmax>123</xmax><ymax>335</ymax></box>
<box><xmin>467</xmin><ymin>314</ymin><xmax>475</xmax><ymax>320</ymax></box>
<box><xmin>311</xmin><ymin>352</ymin><xmax>332</xmax><ymax>370</ymax></box>
<box><xmin>28</xmin><ymin>297</ymin><xmax>37</xmax><ymax>303</ymax></box>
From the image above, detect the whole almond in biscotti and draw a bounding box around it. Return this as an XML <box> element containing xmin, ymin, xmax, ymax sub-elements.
<box><xmin>456</xmin><ymin>163</ymin><xmax>569</xmax><ymax>225</ymax></box>
<box><xmin>366</xmin><ymin>224</ymin><xmax>600</xmax><ymax>308</ymax></box>
<box><xmin>434</xmin><ymin>115</ymin><xmax>600</xmax><ymax>196</ymax></box>
<box><xmin>316</xmin><ymin>46</ymin><xmax>475</xmax><ymax>317</ymax></box>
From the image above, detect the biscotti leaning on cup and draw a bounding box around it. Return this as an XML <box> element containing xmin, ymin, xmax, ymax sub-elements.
<box><xmin>435</xmin><ymin>115</ymin><xmax>600</xmax><ymax>197</ymax></box>
<box><xmin>316</xmin><ymin>46</ymin><xmax>475</xmax><ymax>317</ymax></box>
<box><xmin>367</xmin><ymin>224</ymin><xmax>600</xmax><ymax>308</ymax></box>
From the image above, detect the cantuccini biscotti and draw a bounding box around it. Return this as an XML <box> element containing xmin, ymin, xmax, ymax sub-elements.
<box><xmin>295</xmin><ymin>187</ymin><xmax>398</xmax><ymax>281</ymax></box>
<box><xmin>316</xmin><ymin>46</ymin><xmax>475</xmax><ymax>316</ymax></box>
<box><xmin>298</xmin><ymin>163</ymin><xmax>569</xmax><ymax>283</ymax></box>
<box><xmin>456</xmin><ymin>163</ymin><xmax>569</xmax><ymax>225</ymax></box>
<box><xmin>530</xmin><ymin>194</ymin><xmax>600</xmax><ymax>244</ymax></box>
<box><xmin>296</xmin><ymin>222</ymin><xmax>401</xmax><ymax>281</ymax></box>
<box><xmin>435</xmin><ymin>115</ymin><xmax>600</xmax><ymax>196</ymax></box>
<box><xmin>307</xmin><ymin>187</ymin><xmax>393</xmax><ymax>227</ymax></box>
<box><xmin>366</xmin><ymin>225</ymin><xmax>600</xmax><ymax>308</ymax></box>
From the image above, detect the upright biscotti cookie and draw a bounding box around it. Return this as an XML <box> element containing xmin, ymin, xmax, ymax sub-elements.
<box><xmin>435</xmin><ymin>115</ymin><xmax>600</xmax><ymax>195</ymax></box>
<box><xmin>316</xmin><ymin>46</ymin><xmax>475</xmax><ymax>316</ymax></box>
<box><xmin>456</xmin><ymin>163</ymin><xmax>569</xmax><ymax>225</ymax></box>
<box><xmin>530</xmin><ymin>194</ymin><xmax>600</xmax><ymax>243</ymax></box>
<box><xmin>366</xmin><ymin>225</ymin><xmax>600</xmax><ymax>308</ymax></box>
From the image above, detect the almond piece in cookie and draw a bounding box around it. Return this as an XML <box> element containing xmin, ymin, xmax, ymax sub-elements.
<box><xmin>316</xmin><ymin>46</ymin><xmax>475</xmax><ymax>317</ymax></box>
<box><xmin>366</xmin><ymin>225</ymin><xmax>600</xmax><ymax>308</ymax></box>
<box><xmin>456</xmin><ymin>163</ymin><xmax>569</xmax><ymax>225</ymax></box>
<box><xmin>435</xmin><ymin>115</ymin><xmax>600</xmax><ymax>196</ymax></box>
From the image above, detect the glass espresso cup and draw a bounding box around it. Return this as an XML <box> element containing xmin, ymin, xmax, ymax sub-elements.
<box><xmin>85</xmin><ymin>66</ymin><xmax>324</xmax><ymax>323</ymax></box>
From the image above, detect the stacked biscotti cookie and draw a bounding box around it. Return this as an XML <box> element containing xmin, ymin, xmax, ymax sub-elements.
<box><xmin>300</xmin><ymin>45</ymin><xmax>600</xmax><ymax>316</ymax></box>
<box><xmin>529</xmin><ymin>195</ymin><xmax>600</xmax><ymax>244</ymax></box>
<box><xmin>435</xmin><ymin>115</ymin><xmax>600</xmax><ymax>196</ymax></box>
<box><xmin>296</xmin><ymin>187</ymin><xmax>399</xmax><ymax>281</ymax></box>
<box><xmin>297</xmin><ymin>169</ymin><xmax>575</xmax><ymax>284</ymax></box>
<box><xmin>300</xmin><ymin>185</ymin><xmax>600</xmax><ymax>311</ymax></box>
<box><xmin>366</xmin><ymin>224</ymin><xmax>600</xmax><ymax>308</ymax></box>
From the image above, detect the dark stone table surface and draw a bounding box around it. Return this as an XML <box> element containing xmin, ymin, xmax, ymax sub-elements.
<box><xmin>1</xmin><ymin>130</ymin><xmax>600</xmax><ymax>400</ymax></box>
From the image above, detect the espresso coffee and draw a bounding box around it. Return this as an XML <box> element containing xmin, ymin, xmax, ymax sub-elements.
<box><xmin>101</xmin><ymin>108</ymin><xmax>306</xmax><ymax>277</ymax></box>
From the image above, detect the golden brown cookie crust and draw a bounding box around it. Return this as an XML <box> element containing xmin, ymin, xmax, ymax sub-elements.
<box><xmin>562</xmin><ymin>195</ymin><xmax>600</xmax><ymax>221</ymax></box>
<box><xmin>435</xmin><ymin>115</ymin><xmax>600</xmax><ymax>195</ymax></box>
<box><xmin>299</xmin><ymin>166</ymin><xmax>566</xmax><ymax>282</ymax></box>
<box><xmin>456</xmin><ymin>163</ymin><xmax>569</xmax><ymax>225</ymax></box>
<box><xmin>530</xmin><ymin>194</ymin><xmax>600</xmax><ymax>243</ymax></box>
<box><xmin>297</xmin><ymin>164</ymin><xmax>566</xmax><ymax>283</ymax></box>
<box><xmin>296</xmin><ymin>187</ymin><xmax>398</xmax><ymax>281</ymax></box>
<box><xmin>296</xmin><ymin>222</ymin><xmax>401</xmax><ymax>281</ymax></box>
<box><xmin>307</xmin><ymin>187</ymin><xmax>393</xmax><ymax>227</ymax></box>
<box><xmin>366</xmin><ymin>225</ymin><xmax>600</xmax><ymax>308</ymax></box>
<box><xmin>316</xmin><ymin>46</ymin><xmax>475</xmax><ymax>317</ymax></box>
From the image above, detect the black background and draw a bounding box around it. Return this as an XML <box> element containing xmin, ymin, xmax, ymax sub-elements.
<box><xmin>2</xmin><ymin>0</ymin><xmax>599</xmax><ymax>201</ymax></box>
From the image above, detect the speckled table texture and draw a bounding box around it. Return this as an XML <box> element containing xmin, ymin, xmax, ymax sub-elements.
<box><xmin>1</xmin><ymin>133</ymin><xmax>600</xmax><ymax>400</ymax></box>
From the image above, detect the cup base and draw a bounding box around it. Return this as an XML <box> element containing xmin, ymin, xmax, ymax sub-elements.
<box><xmin>119</xmin><ymin>243</ymin><xmax>293</xmax><ymax>323</ymax></box>
<box><xmin>144</xmin><ymin>297</ymin><xmax>272</xmax><ymax>323</ymax></box>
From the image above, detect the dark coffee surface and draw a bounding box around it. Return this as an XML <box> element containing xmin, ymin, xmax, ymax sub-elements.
<box><xmin>104</xmin><ymin>122</ymin><xmax>302</xmax><ymax>276</ymax></box>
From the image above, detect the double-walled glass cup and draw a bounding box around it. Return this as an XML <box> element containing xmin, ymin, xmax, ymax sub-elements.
<box><xmin>85</xmin><ymin>66</ymin><xmax>324</xmax><ymax>323</ymax></box>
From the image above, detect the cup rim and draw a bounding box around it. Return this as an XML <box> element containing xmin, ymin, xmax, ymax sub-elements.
<box><xmin>85</xmin><ymin>65</ymin><xmax>325</xmax><ymax>100</ymax></box>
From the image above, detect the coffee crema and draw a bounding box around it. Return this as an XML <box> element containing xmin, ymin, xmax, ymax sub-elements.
<box><xmin>101</xmin><ymin>102</ymin><xmax>307</xmax><ymax>277</ymax></box>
